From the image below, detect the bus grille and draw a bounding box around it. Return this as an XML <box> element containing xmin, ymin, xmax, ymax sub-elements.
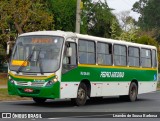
<box><xmin>15</xmin><ymin>81</ymin><xmax>46</xmax><ymax>87</ymax></box>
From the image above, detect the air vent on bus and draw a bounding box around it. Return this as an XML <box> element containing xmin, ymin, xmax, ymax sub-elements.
<box><xmin>15</xmin><ymin>81</ymin><xmax>46</xmax><ymax>87</ymax></box>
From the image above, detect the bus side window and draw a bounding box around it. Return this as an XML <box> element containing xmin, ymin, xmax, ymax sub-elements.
<box><xmin>97</xmin><ymin>42</ymin><xmax>112</xmax><ymax>65</ymax></box>
<box><xmin>128</xmin><ymin>47</ymin><xmax>140</xmax><ymax>67</ymax></box>
<box><xmin>62</xmin><ymin>42</ymin><xmax>77</xmax><ymax>73</ymax></box>
<box><xmin>78</xmin><ymin>39</ymin><xmax>96</xmax><ymax>64</ymax></box>
<box><xmin>113</xmin><ymin>44</ymin><xmax>127</xmax><ymax>66</ymax></box>
<box><xmin>152</xmin><ymin>49</ymin><xmax>157</xmax><ymax>68</ymax></box>
<box><xmin>141</xmin><ymin>48</ymin><xmax>151</xmax><ymax>68</ymax></box>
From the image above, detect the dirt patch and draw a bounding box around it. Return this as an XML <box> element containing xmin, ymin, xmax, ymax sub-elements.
<box><xmin>0</xmin><ymin>73</ymin><xmax>7</xmax><ymax>85</ymax></box>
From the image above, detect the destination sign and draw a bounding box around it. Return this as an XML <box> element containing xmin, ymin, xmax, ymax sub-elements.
<box><xmin>32</xmin><ymin>38</ymin><xmax>53</xmax><ymax>44</ymax></box>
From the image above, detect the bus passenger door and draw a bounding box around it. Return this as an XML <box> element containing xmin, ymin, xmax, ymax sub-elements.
<box><xmin>61</xmin><ymin>42</ymin><xmax>78</xmax><ymax>98</ymax></box>
<box><xmin>62</xmin><ymin>42</ymin><xmax>77</xmax><ymax>73</ymax></box>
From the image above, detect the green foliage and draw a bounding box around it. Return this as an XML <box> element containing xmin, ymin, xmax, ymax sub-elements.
<box><xmin>88</xmin><ymin>2</ymin><xmax>111</xmax><ymax>37</ymax></box>
<box><xmin>132</xmin><ymin>0</ymin><xmax>148</xmax><ymax>14</ymax></box>
<box><xmin>81</xmin><ymin>0</ymin><xmax>121</xmax><ymax>38</ymax></box>
<box><xmin>117</xmin><ymin>17</ymin><xmax>138</xmax><ymax>42</ymax></box>
<box><xmin>0</xmin><ymin>0</ymin><xmax>54</xmax><ymax>62</ymax></box>
<box><xmin>110</xmin><ymin>19</ymin><xmax>121</xmax><ymax>39</ymax></box>
<box><xmin>46</xmin><ymin>0</ymin><xmax>121</xmax><ymax>37</ymax></box>
<box><xmin>0</xmin><ymin>0</ymin><xmax>10</xmax><ymax>33</ymax></box>
<box><xmin>47</xmin><ymin>0</ymin><xmax>76</xmax><ymax>32</ymax></box>
<box><xmin>0</xmin><ymin>0</ymin><xmax>54</xmax><ymax>34</ymax></box>
<box><xmin>132</xmin><ymin>0</ymin><xmax>160</xmax><ymax>42</ymax></box>
<box><xmin>118</xmin><ymin>31</ymin><xmax>137</xmax><ymax>42</ymax></box>
<box><xmin>23</xmin><ymin>0</ymin><xmax>54</xmax><ymax>32</ymax></box>
<box><xmin>135</xmin><ymin>36</ymin><xmax>158</xmax><ymax>47</ymax></box>
<box><xmin>132</xmin><ymin>0</ymin><xmax>160</xmax><ymax>31</ymax></box>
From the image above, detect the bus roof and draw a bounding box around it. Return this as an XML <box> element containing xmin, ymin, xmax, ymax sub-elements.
<box><xmin>19</xmin><ymin>31</ymin><xmax>157</xmax><ymax>49</ymax></box>
<box><xmin>19</xmin><ymin>30</ymin><xmax>77</xmax><ymax>39</ymax></box>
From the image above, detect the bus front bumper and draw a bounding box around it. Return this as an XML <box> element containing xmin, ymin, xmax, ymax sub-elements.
<box><xmin>8</xmin><ymin>81</ymin><xmax>60</xmax><ymax>99</ymax></box>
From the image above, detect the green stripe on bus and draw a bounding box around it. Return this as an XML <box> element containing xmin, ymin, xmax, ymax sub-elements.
<box><xmin>62</xmin><ymin>66</ymin><xmax>157</xmax><ymax>82</ymax></box>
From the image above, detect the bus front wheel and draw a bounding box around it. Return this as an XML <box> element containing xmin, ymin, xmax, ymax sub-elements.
<box><xmin>33</xmin><ymin>97</ymin><xmax>46</xmax><ymax>104</ymax></box>
<box><xmin>72</xmin><ymin>83</ymin><xmax>87</xmax><ymax>106</ymax></box>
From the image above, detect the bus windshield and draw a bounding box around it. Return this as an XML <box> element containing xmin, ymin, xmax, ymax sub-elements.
<box><xmin>10</xmin><ymin>35</ymin><xmax>64</xmax><ymax>73</ymax></box>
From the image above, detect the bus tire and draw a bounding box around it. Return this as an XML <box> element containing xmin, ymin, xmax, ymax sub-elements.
<box><xmin>119</xmin><ymin>82</ymin><xmax>138</xmax><ymax>102</ymax></box>
<box><xmin>73</xmin><ymin>83</ymin><xmax>87</xmax><ymax>106</ymax></box>
<box><xmin>128</xmin><ymin>82</ymin><xmax>138</xmax><ymax>102</ymax></box>
<box><xmin>33</xmin><ymin>97</ymin><xmax>46</xmax><ymax>104</ymax></box>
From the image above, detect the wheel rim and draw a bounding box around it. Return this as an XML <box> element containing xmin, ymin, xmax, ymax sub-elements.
<box><xmin>77</xmin><ymin>88</ymin><xmax>85</xmax><ymax>100</ymax></box>
<box><xmin>130</xmin><ymin>86</ymin><xmax>136</xmax><ymax>99</ymax></box>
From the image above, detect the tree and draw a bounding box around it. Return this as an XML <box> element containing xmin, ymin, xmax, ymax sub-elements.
<box><xmin>132</xmin><ymin>0</ymin><xmax>160</xmax><ymax>42</ymax></box>
<box><xmin>132</xmin><ymin>0</ymin><xmax>160</xmax><ymax>31</ymax></box>
<box><xmin>47</xmin><ymin>0</ymin><xmax>76</xmax><ymax>32</ymax></box>
<box><xmin>81</xmin><ymin>0</ymin><xmax>121</xmax><ymax>38</ymax></box>
<box><xmin>116</xmin><ymin>11</ymin><xmax>137</xmax><ymax>31</ymax></box>
<box><xmin>110</xmin><ymin>19</ymin><xmax>120</xmax><ymax>39</ymax></box>
<box><xmin>0</xmin><ymin>0</ymin><xmax>53</xmax><ymax>34</ymax></box>
<box><xmin>0</xmin><ymin>0</ymin><xmax>54</xmax><ymax>62</ymax></box>
<box><xmin>46</xmin><ymin>0</ymin><xmax>121</xmax><ymax>38</ymax></box>
<box><xmin>115</xmin><ymin>11</ymin><xmax>138</xmax><ymax>42</ymax></box>
<box><xmin>135</xmin><ymin>35</ymin><xmax>158</xmax><ymax>46</ymax></box>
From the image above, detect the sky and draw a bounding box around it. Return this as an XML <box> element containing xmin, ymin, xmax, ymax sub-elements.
<box><xmin>95</xmin><ymin>0</ymin><xmax>140</xmax><ymax>20</ymax></box>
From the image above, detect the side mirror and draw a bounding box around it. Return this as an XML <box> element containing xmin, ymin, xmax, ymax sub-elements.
<box><xmin>66</xmin><ymin>47</ymin><xmax>72</xmax><ymax>57</ymax></box>
<box><xmin>7</xmin><ymin>42</ymin><xmax>10</xmax><ymax>55</ymax></box>
<box><xmin>7</xmin><ymin>41</ymin><xmax>15</xmax><ymax>55</ymax></box>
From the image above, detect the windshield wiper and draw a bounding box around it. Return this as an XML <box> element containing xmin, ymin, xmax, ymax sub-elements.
<box><xmin>17</xmin><ymin>47</ymin><xmax>35</xmax><ymax>74</ymax></box>
<box><xmin>37</xmin><ymin>48</ymin><xmax>44</xmax><ymax>75</ymax></box>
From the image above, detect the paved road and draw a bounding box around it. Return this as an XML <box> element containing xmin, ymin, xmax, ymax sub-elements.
<box><xmin>0</xmin><ymin>91</ymin><xmax>160</xmax><ymax>120</ymax></box>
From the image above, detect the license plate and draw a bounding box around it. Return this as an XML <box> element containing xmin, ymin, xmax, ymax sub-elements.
<box><xmin>24</xmin><ymin>88</ymin><xmax>33</xmax><ymax>93</ymax></box>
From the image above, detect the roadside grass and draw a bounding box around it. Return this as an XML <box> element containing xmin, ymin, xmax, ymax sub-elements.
<box><xmin>0</xmin><ymin>73</ymin><xmax>31</xmax><ymax>101</ymax></box>
<box><xmin>0</xmin><ymin>88</ymin><xmax>31</xmax><ymax>101</ymax></box>
<box><xmin>157</xmin><ymin>82</ymin><xmax>160</xmax><ymax>90</ymax></box>
<box><xmin>158</xmin><ymin>83</ymin><xmax>160</xmax><ymax>87</ymax></box>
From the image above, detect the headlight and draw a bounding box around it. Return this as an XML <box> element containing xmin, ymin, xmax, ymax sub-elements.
<box><xmin>9</xmin><ymin>78</ymin><xmax>15</xmax><ymax>84</ymax></box>
<box><xmin>45</xmin><ymin>75</ymin><xmax>58</xmax><ymax>87</ymax></box>
<box><xmin>46</xmin><ymin>81</ymin><xmax>53</xmax><ymax>86</ymax></box>
<box><xmin>53</xmin><ymin>75</ymin><xmax>58</xmax><ymax>83</ymax></box>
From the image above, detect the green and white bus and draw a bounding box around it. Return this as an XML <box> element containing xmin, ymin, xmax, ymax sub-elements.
<box><xmin>8</xmin><ymin>31</ymin><xmax>158</xmax><ymax>106</ymax></box>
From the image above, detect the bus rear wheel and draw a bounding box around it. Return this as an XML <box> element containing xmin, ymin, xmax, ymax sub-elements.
<box><xmin>119</xmin><ymin>82</ymin><xmax>138</xmax><ymax>102</ymax></box>
<box><xmin>72</xmin><ymin>83</ymin><xmax>87</xmax><ymax>106</ymax></box>
<box><xmin>128</xmin><ymin>82</ymin><xmax>138</xmax><ymax>102</ymax></box>
<box><xmin>33</xmin><ymin>97</ymin><xmax>46</xmax><ymax>104</ymax></box>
